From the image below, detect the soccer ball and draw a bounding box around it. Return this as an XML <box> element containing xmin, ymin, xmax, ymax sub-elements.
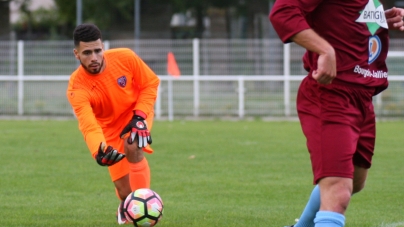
<box><xmin>123</xmin><ymin>188</ymin><xmax>164</xmax><ymax>227</ymax></box>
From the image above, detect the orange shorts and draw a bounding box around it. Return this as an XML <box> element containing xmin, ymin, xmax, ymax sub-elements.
<box><xmin>107</xmin><ymin>112</ymin><xmax>154</xmax><ymax>182</ymax></box>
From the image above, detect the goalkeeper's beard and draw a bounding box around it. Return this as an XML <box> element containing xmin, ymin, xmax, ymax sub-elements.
<box><xmin>81</xmin><ymin>59</ymin><xmax>105</xmax><ymax>74</ymax></box>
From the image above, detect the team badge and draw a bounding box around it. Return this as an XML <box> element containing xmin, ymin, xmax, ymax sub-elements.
<box><xmin>368</xmin><ymin>35</ymin><xmax>381</xmax><ymax>64</ymax></box>
<box><xmin>117</xmin><ymin>76</ymin><xmax>127</xmax><ymax>87</ymax></box>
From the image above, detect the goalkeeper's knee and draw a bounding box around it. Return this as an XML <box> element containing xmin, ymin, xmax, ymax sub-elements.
<box><xmin>124</xmin><ymin>138</ymin><xmax>144</xmax><ymax>163</ymax></box>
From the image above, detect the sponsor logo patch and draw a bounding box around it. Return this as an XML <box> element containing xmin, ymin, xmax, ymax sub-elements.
<box><xmin>368</xmin><ymin>35</ymin><xmax>381</xmax><ymax>64</ymax></box>
<box><xmin>356</xmin><ymin>0</ymin><xmax>387</xmax><ymax>35</ymax></box>
<box><xmin>353</xmin><ymin>65</ymin><xmax>387</xmax><ymax>78</ymax></box>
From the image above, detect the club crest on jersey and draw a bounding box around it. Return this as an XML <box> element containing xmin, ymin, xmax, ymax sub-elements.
<box><xmin>368</xmin><ymin>35</ymin><xmax>381</xmax><ymax>64</ymax></box>
<box><xmin>117</xmin><ymin>76</ymin><xmax>127</xmax><ymax>87</ymax></box>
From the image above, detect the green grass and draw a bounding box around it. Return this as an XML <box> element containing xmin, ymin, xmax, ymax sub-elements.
<box><xmin>0</xmin><ymin>120</ymin><xmax>403</xmax><ymax>227</ymax></box>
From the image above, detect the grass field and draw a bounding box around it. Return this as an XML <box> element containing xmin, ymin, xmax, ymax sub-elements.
<box><xmin>0</xmin><ymin>119</ymin><xmax>403</xmax><ymax>227</ymax></box>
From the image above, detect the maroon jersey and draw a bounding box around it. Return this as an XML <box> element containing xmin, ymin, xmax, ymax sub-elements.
<box><xmin>269</xmin><ymin>0</ymin><xmax>389</xmax><ymax>94</ymax></box>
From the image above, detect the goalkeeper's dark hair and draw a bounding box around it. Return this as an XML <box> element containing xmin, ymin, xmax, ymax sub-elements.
<box><xmin>73</xmin><ymin>23</ymin><xmax>102</xmax><ymax>47</ymax></box>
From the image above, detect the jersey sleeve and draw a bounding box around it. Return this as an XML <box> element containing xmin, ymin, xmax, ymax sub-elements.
<box><xmin>269</xmin><ymin>0</ymin><xmax>323</xmax><ymax>43</ymax></box>
<box><xmin>67</xmin><ymin>87</ymin><xmax>105</xmax><ymax>158</ymax></box>
<box><xmin>130</xmin><ymin>52</ymin><xmax>160</xmax><ymax>118</ymax></box>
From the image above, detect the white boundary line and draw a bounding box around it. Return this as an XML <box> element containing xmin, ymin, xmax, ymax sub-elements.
<box><xmin>379</xmin><ymin>222</ymin><xmax>404</xmax><ymax>227</ymax></box>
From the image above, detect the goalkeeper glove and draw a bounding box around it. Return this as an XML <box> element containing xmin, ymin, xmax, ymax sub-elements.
<box><xmin>95</xmin><ymin>142</ymin><xmax>125</xmax><ymax>166</ymax></box>
<box><xmin>120</xmin><ymin>111</ymin><xmax>152</xmax><ymax>148</ymax></box>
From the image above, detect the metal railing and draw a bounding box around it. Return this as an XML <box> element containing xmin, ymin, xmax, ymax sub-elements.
<box><xmin>1</xmin><ymin>39</ymin><xmax>404</xmax><ymax>119</ymax></box>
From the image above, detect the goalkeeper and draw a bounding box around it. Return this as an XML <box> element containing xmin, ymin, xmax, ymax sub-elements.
<box><xmin>66</xmin><ymin>23</ymin><xmax>160</xmax><ymax>225</ymax></box>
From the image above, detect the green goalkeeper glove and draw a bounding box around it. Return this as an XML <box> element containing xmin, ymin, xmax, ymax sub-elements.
<box><xmin>95</xmin><ymin>142</ymin><xmax>125</xmax><ymax>166</ymax></box>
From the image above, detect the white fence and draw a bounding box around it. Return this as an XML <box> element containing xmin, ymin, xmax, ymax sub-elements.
<box><xmin>1</xmin><ymin>39</ymin><xmax>404</xmax><ymax>119</ymax></box>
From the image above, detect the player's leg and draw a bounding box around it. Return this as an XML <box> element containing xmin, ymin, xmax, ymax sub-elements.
<box><xmin>292</xmin><ymin>179</ymin><xmax>351</xmax><ymax>227</ymax></box>
<box><xmin>108</xmin><ymin>157</ymin><xmax>131</xmax><ymax>200</ymax></box>
<box><xmin>292</xmin><ymin>166</ymin><xmax>367</xmax><ymax>227</ymax></box>
<box><xmin>318</xmin><ymin>177</ymin><xmax>352</xmax><ymax>213</ymax></box>
<box><xmin>314</xmin><ymin>176</ymin><xmax>350</xmax><ymax>227</ymax></box>
<box><xmin>352</xmin><ymin>100</ymin><xmax>375</xmax><ymax>195</ymax></box>
<box><xmin>109</xmin><ymin>112</ymin><xmax>155</xmax><ymax>224</ymax></box>
<box><xmin>312</xmin><ymin>115</ymin><xmax>358</xmax><ymax>227</ymax></box>
<box><xmin>122</xmin><ymin>111</ymin><xmax>154</xmax><ymax>190</ymax></box>
<box><xmin>315</xmin><ymin>87</ymin><xmax>377</xmax><ymax>227</ymax></box>
<box><xmin>296</xmin><ymin>78</ymin><xmax>363</xmax><ymax>227</ymax></box>
<box><xmin>124</xmin><ymin>138</ymin><xmax>150</xmax><ymax>190</ymax></box>
<box><xmin>287</xmin><ymin>77</ymin><xmax>322</xmax><ymax>227</ymax></box>
<box><xmin>113</xmin><ymin>174</ymin><xmax>133</xmax><ymax>225</ymax></box>
<box><xmin>113</xmin><ymin>174</ymin><xmax>131</xmax><ymax>200</ymax></box>
<box><xmin>314</xmin><ymin>93</ymin><xmax>374</xmax><ymax>227</ymax></box>
<box><xmin>290</xmin><ymin>185</ymin><xmax>320</xmax><ymax>227</ymax></box>
<box><xmin>353</xmin><ymin>166</ymin><xmax>368</xmax><ymax>194</ymax></box>
<box><xmin>108</xmin><ymin>158</ymin><xmax>132</xmax><ymax>224</ymax></box>
<box><xmin>290</xmin><ymin>77</ymin><xmax>327</xmax><ymax>227</ymax></box>
<box><xmin>290</xmin><ymin>167</ymin><xmax>368</xmax><ymax>227</ymax></box>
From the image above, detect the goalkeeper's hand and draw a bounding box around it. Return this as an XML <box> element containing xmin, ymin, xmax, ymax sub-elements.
<box><xmin>119</xmin><ymin>111</ymin><xmax>152</xmax><ymax>148</ymax></box>
<box><xmin>95</xmin><ymin>142</ymin><xmax>125</xmax><ymax>166</ymax></box>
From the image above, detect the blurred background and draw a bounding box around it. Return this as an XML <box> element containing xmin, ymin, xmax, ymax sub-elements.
<box><xmin>2</xmin><ymin>0</ymin><xmax>274</xmax><ymax>40</ymax></box>
<box><xmin>1</xmin><ymin>0</ymin><xmax>404</xmax><ymax>119</ymax></box>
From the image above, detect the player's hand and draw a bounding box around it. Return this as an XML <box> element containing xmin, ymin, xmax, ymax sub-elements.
<box><xmin>95</xmin><ymin>142</ymin><xmax>125</xmax><ymax>166</ymax></box>
<box><xmin>120</xmin><ymin>114</ymin><xmax>152</xmax><ymax>148</ymax></box>
<box><xmin>312</xmin><ymin>48</ymin><xmax>336</xmax><ymax>85</ymax></box>
<box><xmin>385</xmin><ymin>7</ymin><xmax>404</xmax><ymax>31</ymax></box>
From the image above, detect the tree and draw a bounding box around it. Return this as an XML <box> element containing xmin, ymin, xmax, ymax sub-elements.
<box><xmin>54</xmin><ymin>0</ymin><xmax>134</xmax><ymax>39</ymax></box>
<box><xmin>157</xmin><ymin>0</ymin><xmax>269</xmax><ymax>38</ymax></box>
<box><xmin>58</xmin><ymin>0</ymin><xmax>268</xmax><ymax>39</ymax></box>
<box><xmin>55</xmin><ymin>0</ymin><xmax>240</xmax><ymax>38</ymax></box>
<box><xmin>0</xmin><ymin>0</ymin><xmax>10</xmax><ymax>40</ymax></box>
<box><xmin>10</xmin><ymin>0</ymin><xmax>270</xmax><ymax>40</ymax></box>
<box><xmin>11</xmin><ymin>0</ymin><xmax>62</xmax><ymax>39</ymax></box>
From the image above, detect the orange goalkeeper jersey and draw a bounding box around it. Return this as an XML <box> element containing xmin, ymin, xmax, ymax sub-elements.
<box><xmin>66</xmin><ymin>48</ymin><xmax>160</xmax><ymax>157</ymax></box>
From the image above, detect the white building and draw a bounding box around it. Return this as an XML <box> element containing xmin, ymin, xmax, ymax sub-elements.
<box><xmin>9</xmin><ymin>0</ymin><xmax>55</xmax><ymax>23</ymax></box>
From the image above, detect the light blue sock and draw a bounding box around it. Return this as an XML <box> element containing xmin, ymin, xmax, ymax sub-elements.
<box><xmin>314</xmin><ymin>211</ymin><xmax>345</xmax><ymax>227</ymax></box>
<box><xmin>294</xmin><ymin>185</ymin><xmax>320</xmax><ymax>227</ymax></box>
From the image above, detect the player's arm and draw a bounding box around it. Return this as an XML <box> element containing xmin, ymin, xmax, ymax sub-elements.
<box><xmin>67</xmin><ymin>88</ymin><xmax>124</xmax><ymax>166</ymax></box>
<box><xmin>131</xmin><ymin>53</ymin><xmax>160</xmax><ymax>116</ymax></box>
<box><xmin>269</xmin><ymin>0</ymin><xmax>323</xmax><ymax>43</ymax></box>
<box><xmin>290</xmin><ymin>29</ymin><xmax>336</xmax><ymax>85</ymax></box>
<box><xmin>120</xmin><ymin>51</ymin><xmax>160</xmax><ymax>148</ymax></box>
<box><xmin>269</xmin><ymin>0</ymin><xmax>335</xmax><ymax>84</ymax></box>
